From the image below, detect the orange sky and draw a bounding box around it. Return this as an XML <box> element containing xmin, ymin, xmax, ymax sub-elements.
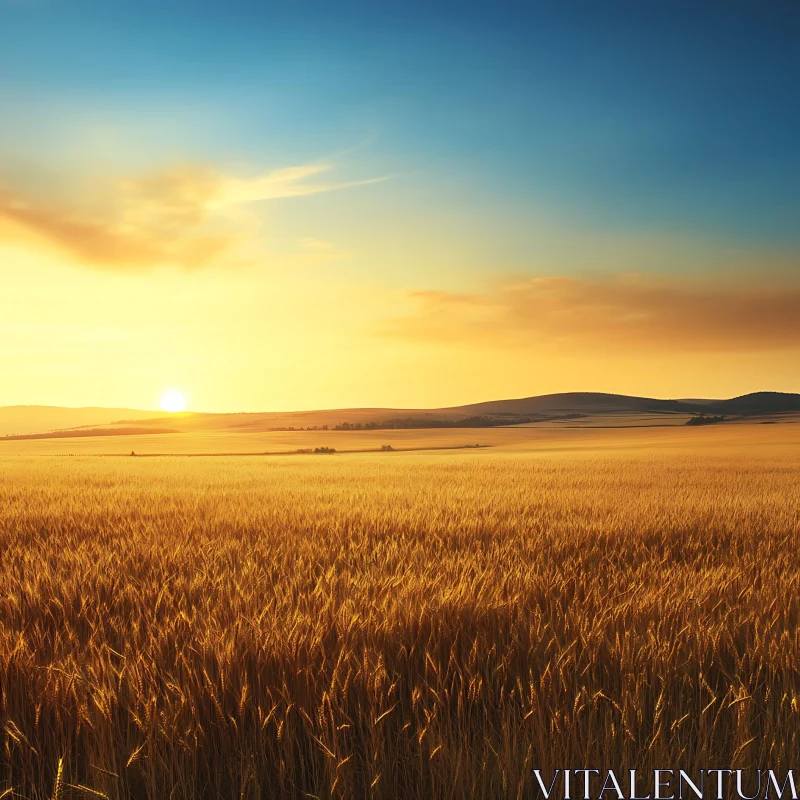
<box><xmin>2</xmin><ymin>185</ymin><xmax>799</xmax><ymax>412</ymax></box>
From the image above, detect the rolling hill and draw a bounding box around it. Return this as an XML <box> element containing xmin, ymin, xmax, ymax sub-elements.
<box><xmin>0</xmin><ymin>405</ymin><xmax>169</xmax><ymax>437</ymax></box>
<box><xmin>2</xmin><ymin>392</ymin><xmax>800</xmax><ymax>442</ymax></box>
<box><xmin>448</xmin><ymin>392</ymin><xmax>698</xmax><ymax>416</ymax></box>
<box><xmin>709</xmin><ymin>391</ymin><xmax>800</xmax><ymax>415</ymax></box>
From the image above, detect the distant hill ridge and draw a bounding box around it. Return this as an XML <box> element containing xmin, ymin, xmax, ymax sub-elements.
<box><xmin>712</xmin><ymin>391</ymin><xmax>800</xmax><ymax>414</ymax></box>
<box><xmin>2</xmin><ymin>391</ymin><xmax>800</xmax><ymax>438</ymax></box>
<box><xmin>0</xmin><ymin>405</ymin><xmax>167</xmax><ymax>437</ymax></box>
<box><xmin>450</xmin><ymin>392</ymin><xmax>692</xmax><ymax>416</ymax></box>
<box><xmin>451</xmin><ymin>391</ymin><xmax>800</xmax><ymax>416</ymax></box>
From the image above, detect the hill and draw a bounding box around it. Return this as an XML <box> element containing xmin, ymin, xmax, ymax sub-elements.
<box><xmin>0</xmin><ymin>405</ymin><xmax>168</xmax><ymax>437</ymax></box>
<box><xmin>2</xmin><ymin>392</ymin><xmax>799</xmax><ymax>441</ymax></box>
<box><xmin>448</xmin><ymin>391</ymin><xmax>703</xmax><ymax>416</ymax></box>
<box><xmin>709</xmin><ymin>392</ymin><xmax>800</xmax><ymax>415</ymax></box>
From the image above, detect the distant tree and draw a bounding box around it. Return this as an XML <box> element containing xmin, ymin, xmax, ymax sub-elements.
<box><xmin>685</xmin><ymin>414</ymin><xmax>726</xmax><ymax>427</ymax></box>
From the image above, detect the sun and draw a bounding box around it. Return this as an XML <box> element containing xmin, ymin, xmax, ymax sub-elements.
<box><xmin>160</xmin><ymin>389</ymin><xmax>187</xmax><ymax>413</ymax></box>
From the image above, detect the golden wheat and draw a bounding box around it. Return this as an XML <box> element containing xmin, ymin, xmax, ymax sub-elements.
<box><xmin>0</xmin><ymin>446</ymin><xmax>799</xmax><ymax>798</ymax></box>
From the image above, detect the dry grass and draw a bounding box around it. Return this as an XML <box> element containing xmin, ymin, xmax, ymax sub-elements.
<box><xmin>1</xmin><ymin>444</ymin><xmax>799</xmax><ymax>798</ymax></box>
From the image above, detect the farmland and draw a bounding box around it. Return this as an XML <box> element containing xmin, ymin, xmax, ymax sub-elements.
<box><xmin>1</xmin><ymin>423</ymin><xmax>800</xmax><ymax>798</ymax></box>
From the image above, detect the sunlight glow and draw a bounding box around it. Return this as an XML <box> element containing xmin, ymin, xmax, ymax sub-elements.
<box><xmin>160</xmin><ymin>390</ymin><xmax>187</xmax><ymax>413</ymax></box>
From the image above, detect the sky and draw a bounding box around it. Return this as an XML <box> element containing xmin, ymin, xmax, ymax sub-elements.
<box><xmin>1</xmin><ymin>0</ymin><xmax>799</xmax><ymax>411</ymax></box>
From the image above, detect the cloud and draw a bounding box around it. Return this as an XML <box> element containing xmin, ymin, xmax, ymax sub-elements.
<box><xmin>0</xmin><ymin>162</ymin><xmax>380</xmax><ymax>270</ymax></box>
<box><xmin>210</xmin><ymin>164</ymin><xmax>384</xmax><ymax>208</ymax></box>
<box><xmin>384</xmin><ymin>275</ymin><xmax>800</xmax><ymax>353</ymax></box>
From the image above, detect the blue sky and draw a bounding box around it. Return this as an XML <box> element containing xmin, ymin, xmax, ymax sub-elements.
<box><xmin>4</xmin><ymin>0</ymin><xmax>799</xmax><ymax>248</ymax></box>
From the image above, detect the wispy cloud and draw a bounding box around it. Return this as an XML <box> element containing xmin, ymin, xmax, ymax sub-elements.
<box><xmin>210</xmin><ymin>164</ymin><xmax>384</xmax><ymax>208</ymax></box>
<box><xmin>0</xmin><ymin>162</ymin><xmax>381</xmax><ymax>270</ymax></box>
<box><xmin>384</xmin><ymin>275</ymin><xmax>800</xmax><ymax>353</ymax></box>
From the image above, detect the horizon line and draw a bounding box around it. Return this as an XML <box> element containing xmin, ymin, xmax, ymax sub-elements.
<box><xmin>3</xmin><ymin>389</ymin><xmax>800</xmax><ymax>417</ymax></box>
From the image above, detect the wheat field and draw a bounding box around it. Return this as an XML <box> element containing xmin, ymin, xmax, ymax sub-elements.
<box><xmin>1</xmin><ymin>437</ymin><xmax>799</xmax><ymax>798</ymax></box>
